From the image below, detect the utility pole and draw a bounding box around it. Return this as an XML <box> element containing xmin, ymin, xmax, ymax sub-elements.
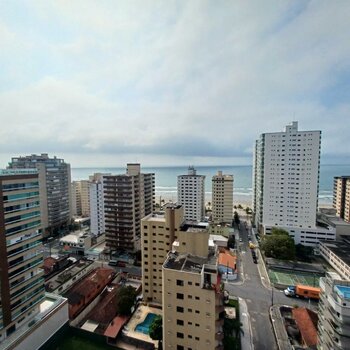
<box><xmin>271</xmin><ymin>284</ymin><xmax>274</xmax><ymax>307</ymax></box>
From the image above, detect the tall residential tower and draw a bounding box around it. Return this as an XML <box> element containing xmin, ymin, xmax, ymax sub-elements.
<box><xmin>8</xmin><ymin>154</ymin><xmax>72</xmax><ymax>237</ymax></box>
<box><xmin>333</xmin><ymin>176</ymin><xmax>350</xmax><ymax>223</ymax></box>
<box><xmin>252</xmin><ymin>122</ymin><xmax>331</xmax><ymax>246</ymax></box>
<box><xmin>103</xmin><ymin>164</ymin><xmax>154</xmax><ymax>252</ymax></box>
<box><xmin>0</xmin><ymin>169</ymin><xmax>45</xmax><ymax>341</ymax></box>
<box><xmin>212</xmin><ymin>171</ymin><xmax>234</xmax><ymax>224</ymax></box>
<box><xmin>177</xmin><ymin>166</ymin><xmax>205</xmax><ymax>222</ymax></box>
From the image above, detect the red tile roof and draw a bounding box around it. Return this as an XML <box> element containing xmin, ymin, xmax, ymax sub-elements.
<box><xmin>218</xmin><ymin>250</ymin><xmax>236</xmax><ymax>269</ymax></box>
<box><xmin>104</xmin><ymin>315</ymin><xmax>128</xmax><ymax>338</ymax></box>
<box><xmin>292</xmin><ymin>307</ymin><xmax>318</xmax><ymax>347</ymax></box>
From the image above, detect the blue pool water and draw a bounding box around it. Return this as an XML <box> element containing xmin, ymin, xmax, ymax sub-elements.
<box><xmin>135</xmin><ymin>313</ymin><xmax>158</xmax><ymax>334</ymax></box>
<box><xmin>335</xmin><ymin>285</ymin><xmax>350</xmax><ymax>299</ymax></box>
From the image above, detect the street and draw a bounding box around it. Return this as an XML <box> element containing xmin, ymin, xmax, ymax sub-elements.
<box><xmin>225</xmin><ymin>216</ymin><xmax>318</xmax><ymax>349</ymax></box>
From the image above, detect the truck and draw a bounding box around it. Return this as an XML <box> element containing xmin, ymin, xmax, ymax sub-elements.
<box><xmin>284</xmin><ymin>284</ymin><xmax>320</xmax><ymax>300</ymax></box>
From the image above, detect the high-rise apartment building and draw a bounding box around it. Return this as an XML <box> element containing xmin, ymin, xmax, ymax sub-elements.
<box><xmin>212</xmin><ymin>171</ymin><xmax>234</xmax><ymax>224</ymax></box>
<box><xmin>104</xmin><ymin>164</ymin><xmax>154</xmax><ymax>252</ymax></box>
<box><xmin>333</xmin><ymin>176</ymin><xmax>350</xmax><ymax>223</ymax></box>
<box><xmin>318</xmin><ymin>272</ymin><xmax>350</xmax><ymax>350</ymax></box>
<box><xmin>8</xmin><ymin>154</ymin><xmax>72</xmax><ymax>237</ymax></box>
<box><xmin>0</xmin><ymin>169</ymin><xmax>45</xmax><ymax>341</ymax></box>
<box><xmin>252</xmin><ymin>122</ymin><xmax>332</xmax><ymax>246</ymax></box>
<box><xmin>177</xmin><ymin>166</ymin><xmax>205</xmax><ymax>222</ymax></box>
<box><xmin>162</xmin><ymin>227</ymin><xmax>225</xmax><ymax>349</ymax></box>
<box><xmin>72</xmin><ymin>180</ymin><xmax>90</xmax><ymax>217</ymax></box>
<box><xmin>141</xmin><ymin>204</ymin><xmax>184</xmax><ymax>304</ymax></box>
<box><xmin>89</xmin><ymin>173</ymin><xmax>109</xmax><ymax>236</ymax></box>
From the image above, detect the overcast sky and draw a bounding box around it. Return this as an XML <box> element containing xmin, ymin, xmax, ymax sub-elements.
<box><xmin>1</xmin><ymin>1</ymin><xmax>349</xmax><ymax>167</ymax></box>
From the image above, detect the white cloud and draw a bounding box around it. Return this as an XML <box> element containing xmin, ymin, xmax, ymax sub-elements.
<box><xmin>0</xmin><ymin>1</ymin><xmax>349</xmax><ymax>167</ymax></box>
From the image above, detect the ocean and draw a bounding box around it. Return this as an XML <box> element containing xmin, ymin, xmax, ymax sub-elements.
<box><xmin>71</xmin><ymin>164</ymin><xmax>350</xmax><ymax>206</ymax></box>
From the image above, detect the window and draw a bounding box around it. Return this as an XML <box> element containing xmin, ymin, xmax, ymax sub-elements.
<box><xmin>177</xmin><ymin>319</ymin><xmax>184</xmax><ymax>326</ymax></box>
<box><xmin>177</xmin><ymin>332</ymin><xmax>184</xmax><ymax>339</ymax></box>
<box><xmin>176</xmin><ymin>306</ymin><xmax>184</xmax><ymax>313</ymax></box>
<box><xmin>177</xmin><ymin>346</ymin><xmax>184</xmax><ymax>350</ymax></box>
<box><xmin>177</xmin><ymin>293</ymin><xmax>184</xmax><ymax>300</ymax></box>
<box><xmin>176</xmin><ymin>280</ymin><xmax>184</xmax><ymax>286</ymax></box>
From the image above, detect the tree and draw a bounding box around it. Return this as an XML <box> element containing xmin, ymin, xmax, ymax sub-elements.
<box><xmin>233</xmin><ymin>211</ymin><xmax>240</xmax><ymax>225</ymax></box>
<box><xmin>261</xmin><ymin>228</ymin><xmax>295</xmax><ymax>260</ymax></box>
<box><xmin>115</xmin><ymin>286</ymin><xmax>137</xmax><ymax>316</ymax></box>
<box><xmin>227</xmin><ymin>235</ymin><xmax>235</xmax><ymax>249</ymax></box>
<box><xmin>295</xmin><ymin>244</ymin><xmax>313</xmax><ymax>262</ymax></box>
<box><xmin>149</xmin><ymin>315</ymin><xmax>163</xmax><ymax>350</ymax></box>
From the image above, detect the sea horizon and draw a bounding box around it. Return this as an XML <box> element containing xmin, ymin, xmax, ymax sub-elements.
<box><xmin>71</xmin><ymin>164</ymin><xmax>350</xmax><ymax>207</ymax></box>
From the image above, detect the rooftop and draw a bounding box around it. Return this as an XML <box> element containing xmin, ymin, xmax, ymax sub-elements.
<box><xmin>164</xmin><ymin>251</ymin><xmax>216</xmax><ymax>273</ymax></box>
<box><xmin>292</xmin><ymin>308</ymin><xmax>318</xmax><ymax>348</ymax></box>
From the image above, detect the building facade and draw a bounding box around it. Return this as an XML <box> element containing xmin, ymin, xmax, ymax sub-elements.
<box><xmin>318</xmin><ymin>272</ymin><xmax>350</xmax><ymax>350</ymax></box>
<box><xmin>212</xmin><ymin>171</ymin><xmax>233</xmax><ymax>224</ymax></box>
<box><xmin>177</xmin><ymin>166</ymin><xmax>205</xmax><ymax>222</ymax></box>
<box><xmin>103</xmin><ymin>164</ymin><xmax>154</xmax><ymax>252</ymax></box>
<box><xmin>89</xmin><ymin>173</ymin><xmax>109</xmax><ymax>236</ymax></box>
<box><xmin>162</xmin><ymin>227</ymin><xmax>225</xmax><ymax>349</ymax></box>
<box><xmin>252</xmin><ymin>122</ymin><xmax>325</xmax><ymax>245</ymax></box>
<box><xmin>141</xmin><ymin>204</ymin><xmax>184</xmax><ymax>304</ymax></box>
<box><xmin>334</xmin><ymin>176</ymin><xmax>350</xmax><ymax>223</ymax></box>
<box><xmin>0</xmin><ymin>169</ymin><xmax>45</xmax><ymax>342</ymax></box>
<box><xmin>8</xmin><ymin>154</ymin><xmax>72</xmax><ymax>237</ymax></box>
<box><xmin>71</xmin><ymin>180</ymin><xmax>90</xmax><ymax>217</ymax></box>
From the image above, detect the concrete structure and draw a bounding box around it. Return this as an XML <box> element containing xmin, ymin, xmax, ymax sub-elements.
<box><xmin>252</xmin><ymin>122</ymin><xmax>328</xmax><ymax>246</ymax></box>
<box><xmin>89</xmin><ymin>173</ymin><xmax>109</xmax><ymax>236</ymax></box>
<box><xmin>59</xmin><ymin>229</ymin><xmax>92</xmax><ymax>255</ymax></box>
<box><xmin>103</xmin><ymin>164</ymin><xmax>155</xmax><ymax>252</ymax></box>
<box><xmin>212</xmin><ymin>171</ymin><xmax>233</xmax><ymax>224</ymax></box>
<box><xmin>162</xmin><ymin>226</ymin><xmax>225</xmax><ymax>350</ymax></box>
<box><xmin>318</xmin><ymin>272</ymin><xmax>350</xmax><ymax>350</ymax></box>
<box><xmin>177</xmin><ymin>166</ymin><xmax>205</xmax><ymax>222</ymax></box>
<box><xmin>141</xmin><ymin>204</ymin><xmax>184</xmax><ymax>304</ymax></box>
<box><xmin>318</xmin><ymin>208</ymin><xmax>350</xmax><ymax>239</ymax></box>
<box><xmin>0</xmin><ymin>169</ymin><xmax>45</xmax><ymax>343</ymax></box>
<box><xmin>319</xmin><ymin>240</ymin><xmax>350</xmax><ymax>280</ymax></box>
<box><xmin>334</xmin><ymin>176</ymin><xmax>350</xmax><ymax>223</ymax></box>
<box><xmin>72</xmin><ymin>180</ymin><xmax>90</xmax><ymax>217</ymax></box>
<box><xmin>8</xmin><ymin>154</ymin><xmax>72</xmax><ymax>237</ymax></box>
<box><xmin>0</xmin><ymin>293</ymin><xmax>68</xmax><ymax>350</ymax></box>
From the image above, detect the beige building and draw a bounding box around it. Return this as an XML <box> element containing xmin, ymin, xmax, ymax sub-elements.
<box><xmin>162</xmin><ymin>226</ymin><xmax>225</xmax><ymax>350</ymax></box>
<box><xmin>212</xmin><ymin>171</ymin><xmax>233</xmax><ymax>224</ymax></box>
<box><xmin>72</xmin><ymin>180</ymin><xmax>90</xmax><ymax>217</ymax></box>
<box><xmin>141</xmin><ymin>204</ymin><xmax>184</xmax><ymax>304</ymax></box>
<box><xmin>334</xmin><ymin>176</ymin><xmax>350</xmax><ymax>222</ymax></box>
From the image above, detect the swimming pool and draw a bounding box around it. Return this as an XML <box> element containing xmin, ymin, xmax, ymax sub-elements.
<box><xmin>335</xmin><ymin>285</ymin><xmax>350</xmax><ymax>299</ymax></box>
<box><xmin>135</xmin><ymin>313</ymin><xmax>158</xmax><ymax>334</ymax></box>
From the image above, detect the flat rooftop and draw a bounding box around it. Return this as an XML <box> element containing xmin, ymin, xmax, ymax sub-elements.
<box><xmin>164</xmin><ymin>252</ymin><xmax>216</xmax><ymax>273</ymax></box>
<box><xmin>321</xmin><ymin>241</ymin><xmax>350</xmax><ymax>267</ymax></box>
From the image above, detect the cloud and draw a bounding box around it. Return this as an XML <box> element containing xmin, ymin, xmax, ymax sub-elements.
<box><xmin>0</xmin><ymin>1</ymin><xmax>350</xmax><ymax>167</ymax></box>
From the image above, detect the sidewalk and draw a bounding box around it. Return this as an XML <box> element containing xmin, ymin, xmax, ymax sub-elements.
<box><xmin>239</xmin><ymin>297</ymin><xmax>254</xmax><ymax>350</ymax></box>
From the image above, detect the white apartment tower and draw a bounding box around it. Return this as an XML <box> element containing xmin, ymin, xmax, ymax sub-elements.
<box><xmin>177</xmin><ymin>166</ymin><xmax>205</xmax><ymax>222</ymax></box>
<box><xmin>89</xmin><ymin>173</ymin><xmax>109</xmax><ymax>236</ymax></box>
<box><xmin>212</xmin><ymin>171</ymin><xmax>234</xmax><ymax>224</ymax></box>
<box><xmin>253</xmin><ymin>122</ymin><xmax>323</xmax><ymax>244</ymax></box>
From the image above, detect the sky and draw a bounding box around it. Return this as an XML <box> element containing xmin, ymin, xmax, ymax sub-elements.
<box><xmin>0</xmin><ymin>0</ymin><xmax>350</xmax><ymax>167</ymax></box>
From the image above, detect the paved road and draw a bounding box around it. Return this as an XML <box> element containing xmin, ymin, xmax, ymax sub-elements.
<box><xmin>225</xmin><ymin>219</ymin><xmax>318</xmax><ymax>350</ymax></box>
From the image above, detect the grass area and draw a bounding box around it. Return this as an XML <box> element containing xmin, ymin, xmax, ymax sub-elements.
<box><xmin>269</xmin><ymin>268</ymin><xmax>320</xmax><ymax>287</ymax></box>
